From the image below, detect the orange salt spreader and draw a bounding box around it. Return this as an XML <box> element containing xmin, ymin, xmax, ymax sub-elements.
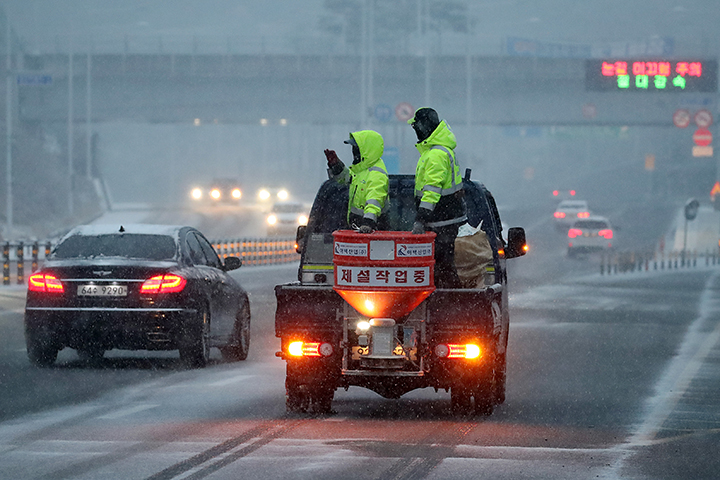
<box><xmin>332</xmin><ymin>230</ymin><xmax>436</xmax><ymax>321</ymax></box>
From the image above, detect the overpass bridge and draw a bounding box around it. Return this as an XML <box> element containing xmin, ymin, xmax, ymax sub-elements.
<box><xmin>8</xmin><ymin>52</ymin><xmax>720</xmax><ymax>207</ymax></box>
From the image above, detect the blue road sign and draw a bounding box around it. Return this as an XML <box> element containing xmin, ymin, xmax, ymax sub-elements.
<box><xmin>374</xmin><ymin>103</ymin><xmax>393</xmax><ymax>123</ymax></box>
<box><xmin>17</xmin><ymin>74</ymin><xmax>52</xmax><ymax>86</ymax></box>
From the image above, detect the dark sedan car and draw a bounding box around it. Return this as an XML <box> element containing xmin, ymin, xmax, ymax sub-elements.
<box><xmin>24</xmin><ymin>224</ymin><xmax>250</xmax><ymax>368</ymax></box>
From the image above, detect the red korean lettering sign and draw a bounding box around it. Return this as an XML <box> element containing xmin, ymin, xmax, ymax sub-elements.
<box><xmin>586</xmin><ymin>59</ymin><xmax>717</xmax><ymax>92</ymax></box>
<box><xmin>335</xmin><ymin>266</ymin><xmax>431</xmax><ymax>287</ymax></box>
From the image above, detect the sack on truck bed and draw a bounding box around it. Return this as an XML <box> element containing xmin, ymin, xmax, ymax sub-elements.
<box><xmin>454</xmin><ymin>222</ymin><xmax>494</xmax><ymax>288</ymax></box>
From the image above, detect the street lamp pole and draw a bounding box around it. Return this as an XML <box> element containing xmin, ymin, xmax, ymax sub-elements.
<box><xmin>5</xmin><ymin>14</ymin><xmax>13</xmax><ymax>236</ymax></box>
<box><xmin>67</xmin><ymin>37</ymin><xmax>74</xmax><ymax>216</ymax></box>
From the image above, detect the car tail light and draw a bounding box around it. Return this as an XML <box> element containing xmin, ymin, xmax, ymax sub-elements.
<box><xmin>570</xmin><ymin>190</ymin><xmax>576</xmax><ymax>196</ymax></box>
<box><xmin>140</xmin><ymin>274</ymin><xmax>187</xmax><ymax>294</ymax></box>
<box><xmin>554</xmin><ymin>212</ymin><xmax>566</xmax><ymax>218</ymax></box>
<box><xmin>568</xmin><ymin>228</ymin><xmax>582</xmax><ymax>238</ymax></box>
<box><xmin>28</xmin><ymin>273</ymin><xmax>64</xmax><ymax>293</ymax></box>
<box><xmin>552</xmin><ymin>190</ymin><xmax>559</xmax><ymax>196</ymax></box>
<box><xmin>598</xmin><ymin>229</ymin><xmax>613</xmax><ymax>239</ymax></box>
<box><xmin>288</xmin><ymin>341</ymin><xmax>333</xmax><ymax>357</ymax></box>
<box><xmin>434</xmin><ymin>343</ymin><xmax>482</xmax><ymax>359</ymax></box>
<box><xmin>577</xmin><ymin>211</ymin><xmax>590</xmax><ymax>218</ymax></box>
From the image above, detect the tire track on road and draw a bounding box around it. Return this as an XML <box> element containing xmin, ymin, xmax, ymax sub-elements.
<box><xmin>373</xmin><ymin>421</ymin><xmax>479</xmax><ymax>480</ymax></box>
<box><xmin>145</xmin><ymin>418</ymin><xmax>307</xmax><ymax>480</ymax></box>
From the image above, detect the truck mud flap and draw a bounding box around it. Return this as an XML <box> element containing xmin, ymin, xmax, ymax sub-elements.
<box><xmin>275</xmin><ymin>284</ymin><xmax>344</xmax><ymax>336</ymax></box>
<box><xmin>426</xmin><ymin>286</ymin><xmax>501</xmax><ymax>335</ymax></box>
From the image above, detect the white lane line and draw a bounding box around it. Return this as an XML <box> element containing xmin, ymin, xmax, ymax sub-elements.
<box><xmin>601</xmin><ymin>270</ymin><xmax>720</xmax><ymax>479</ymax></box>
<box><xmin>98</xmin><ymin>404</ymin><xmax>160</xmax><ymax>420</ymax></box>
<box><xmin>208</xmin><ymin>374</ymin><xmax>255</xmax><ymax>387</ymax></box>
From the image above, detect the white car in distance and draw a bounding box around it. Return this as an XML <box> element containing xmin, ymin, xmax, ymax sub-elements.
<box><xmin>554</xmin><ymin>199</ymin><xmax>590</xmax><ymax>230</ymax></box>
<box><xmin>567</xmin><ymin>216</ymin><xmax>614</xmax><ymax>256</ymax></box>
<box><xmin>266</xmin><ymin>201</ymin><xmax>309</xmax><ymax>236</ymax></box>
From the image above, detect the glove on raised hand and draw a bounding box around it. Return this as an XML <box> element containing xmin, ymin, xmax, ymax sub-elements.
<box><xmin>324</xmin><ymin>149</ymin><xmax>345</xmax><ymax>175</ymax></box>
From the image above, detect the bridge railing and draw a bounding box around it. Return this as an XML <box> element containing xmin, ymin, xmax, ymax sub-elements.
<box><xmin>1</xmin><ymin>236</ymin><xmax>299</xmax><ymax>286</ymax></box>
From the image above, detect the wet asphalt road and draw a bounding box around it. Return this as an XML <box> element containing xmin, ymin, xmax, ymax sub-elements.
<box><xmin>0</xmin><ymin>201</ymin><xmax>718</xmax><ymax>479</ymax></box>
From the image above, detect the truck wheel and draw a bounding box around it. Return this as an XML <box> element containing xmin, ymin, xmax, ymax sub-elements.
<box><xmin>220</xmin><ymin>303</ymin><xmax>250</xmax><ymax>362</ymax></box>
<box><xmin>451</xmin><ymin>385</ymin><xmax>473</xmax><ymax>415</ymax></box>
<box><xmin>26</xmin><ymin>330</ymin><xmax>59</xmax><ymax>367</ymax></box>
<box><xmin>180</xmin><ymin>309</ymin><xmax>210</xmax><ymax>368</ymax></box>
<box><xmin>286</xmin><ymin>378</ymin><xmax>310</xmax><ymax>413</ymax></box>
<box><xmin>495</xmin><ymin>364</ymin><xmax>507</xmax><ymax>405</ymax></box>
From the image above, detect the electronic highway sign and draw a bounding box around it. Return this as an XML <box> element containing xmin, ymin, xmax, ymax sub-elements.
<box><xmin>586</xmin><ymin>59</ymin><xmax>717</xmax><ymax>92</ymax></box>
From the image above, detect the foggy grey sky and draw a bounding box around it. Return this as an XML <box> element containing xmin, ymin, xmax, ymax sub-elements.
<box><xmin>4</xmin><ymin>1</ymin><xmax>720</xmax><ymax>56</ymax></box>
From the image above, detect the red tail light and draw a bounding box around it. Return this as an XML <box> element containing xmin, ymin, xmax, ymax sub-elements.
<box><xmin>140</xmin><ymin>274</ymin><xmax>187</xmax><ymax>294</ymax></box>
<box><xmin>598</xmin><ymin>229</ymin><xmax>613</xmax><ymax>239</ymax></box>
<box><xmin>568</xmin><ymin>228</ymin><xmax>582</xmax><ymax>238</ymax></box>
<box><xmin>577</xmin><ymin>211</ymin><xmax>590</xmax><ymax>218</ymax></box>
<box><xmin>554</xmin><ymin>211</ymin><xmax>566</xmax><ymax>218</ymax></box>
<box><xmin>28</xmin><ymin>273</ymin><xmax>64</xmax><ymax>293</ymax></box>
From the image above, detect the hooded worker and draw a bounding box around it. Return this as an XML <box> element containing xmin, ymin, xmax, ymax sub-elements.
<box><xmin>408</xmin><ymin>107</ymin><xmax>466</xmax><ymax>288</ymax></box>
<box><xmin>323</xmin><ymin>130</ymin><xmax>389</xmax><ymax>233</ymax></box>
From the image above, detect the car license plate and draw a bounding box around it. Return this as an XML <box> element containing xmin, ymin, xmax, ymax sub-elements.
<box><xmin>77</xmin><ymin>284</ymin><xmax>128</xmax><ymax>296</ymax></box>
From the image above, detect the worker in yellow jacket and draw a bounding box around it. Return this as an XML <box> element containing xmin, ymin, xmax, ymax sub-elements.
<box><xmin>409</xmin><ymin>108</ymin><xmax>467</xmax><ymax>288</ymax></box>
<box><xmin>324</xmin><ymin>130</ymin><xmax>389</xmax><ymax>233</ymax></box>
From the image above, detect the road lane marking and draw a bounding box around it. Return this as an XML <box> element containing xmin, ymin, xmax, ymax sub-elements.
<box><xmin>208</xmin><ymin>374</ymin><xmax>255</xmax><ymax>387</ymax></box>
<box><xmin>601</xmin><ymin>270</ymin><xmax>720</xmax><ymax>479</ymax></box>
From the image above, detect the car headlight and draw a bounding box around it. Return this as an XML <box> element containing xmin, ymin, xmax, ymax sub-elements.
<box><xmin>259</xmin><ymin>189</ymin><xmax>270</xmax><ymax>201</ymax></box>
<box><xmin>277</xmin><ymin>189</ymin><xmax>289</xmax><ymax>200</ymax></box>
<box><xmin>267</xmin><ymin>215</ymin><xmax>277</xmax><ymax>225</ymax></box>
<box><xmin>298</xmin><ymin>215</ymin><xmax>308</xmax><ymax>225</ymax></box>
<box><xmin>210</xmin><ymin>188</ymin><xmax>221</xmax><ymax>200</ymax></box>
<box><xmin>231</xmin><ymin>188</ymin><xmax>242</xmax><ymax>199</ymax></box>
<box><xmin>191</xmin><ymin>188</ymin><xmax>203</xmax><ymax>200</ymax></box>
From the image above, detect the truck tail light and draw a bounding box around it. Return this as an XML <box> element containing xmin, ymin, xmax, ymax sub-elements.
<box><xmin>288</xmin><ymin>341</ymin><xmax>333</xmax><ymax>357</ymax></box>
<box><xmin>140</xmin><ymin>274</ymin><xmax>187</xmax><ymax>294</ymax></box>
<box><xmin>553</xmin><ymin>212</ymin><xmax>566</xmax><ymax>218</ymax></box>
<box><xmin>435</xmin><ymin>343</ymin><xmax>482</xmax><ymax>359</ymax></box>
<box><xmin>28</xmin><ymin>273</ymin><xmax>64</xmax><ymax>293</ymax></box>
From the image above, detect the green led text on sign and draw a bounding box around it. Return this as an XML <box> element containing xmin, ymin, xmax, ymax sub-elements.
<box><xmin>586</xmin><ymin>60</ymin><xmax>717</xmax><ymax>92</ymax></box>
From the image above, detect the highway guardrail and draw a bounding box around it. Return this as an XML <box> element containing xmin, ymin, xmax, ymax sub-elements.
<box><xmin>1</xmin><ymin>237</ymin><xmax>299</xmax><ymax>285</ymax></box>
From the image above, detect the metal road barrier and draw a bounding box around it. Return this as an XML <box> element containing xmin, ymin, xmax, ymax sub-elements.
<box><xmin>1</xmin><ymin>237</ymin><xmax>298</xmax><ymax>285</ymax></box>
<box><xmin>600</xmin><ymin>250</ymin><xmax>719</xmax><ymax>275</ymax></box>
<box><xmin>211</xmin><ymin>237</ymin><xmax>299</xmax><ymax>266</ymax></box>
